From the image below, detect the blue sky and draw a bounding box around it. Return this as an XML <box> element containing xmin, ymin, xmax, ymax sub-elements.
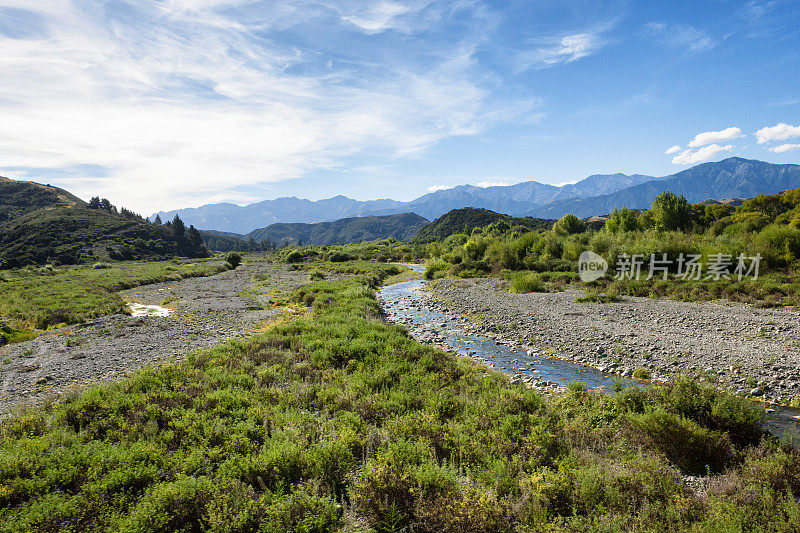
<box><xmin>0</xmin><ymin>0</ymin><xmax>798</xmax><ymax>213</ymax></box>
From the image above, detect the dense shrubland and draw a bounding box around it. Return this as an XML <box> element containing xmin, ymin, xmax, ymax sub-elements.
<box><xmin>3</xmin><ymin>265</ymin><xmax>799</xmax><ymax>531</ymax></box>
<box><xmin>423</xmin><ymin>190</ymin><xmax>800</xmax><ymax>306</ymax></box>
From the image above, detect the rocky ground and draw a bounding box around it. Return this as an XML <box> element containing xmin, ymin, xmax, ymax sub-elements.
<box><xmin>0</xmin><ymin>261</ymin><xmax>308</xmax><ymax>414</ymax></box>
<box><xmin>420</xmin><ymin>278</ymin><xmax>800</xmax><ymax>404</ymax></box>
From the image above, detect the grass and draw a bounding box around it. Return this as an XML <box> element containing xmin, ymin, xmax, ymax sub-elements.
<box><xmin>0</xmin><ymin>258</ymin><xmax>230</xmax><ymax>345</ymax></box>
<box><xmin>1</xmin><ymin>266</ymin><xmax>798</xmax><ymax>531</ymax></box>
<box><xmin>287</xmin><ymin>259</ymin><xmax>406</xmax><ymax>287</ymax></box>
<box><xmin>507</xmin><ymin>271</ymin><xmax>546</xmax><ymax>293</ymax></box>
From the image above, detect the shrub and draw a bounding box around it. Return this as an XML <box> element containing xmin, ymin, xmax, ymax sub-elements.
<box><xmin>605</xmin><ymin>207</ymin><xmax>639</xmax><ymax>233</ymax></box>
<box><xmin>552</xmin><ymin>214</ymin><xmax>586</xmax><ymax>236</ymax></box>
<box><xmin>119</xmin><ymin>475</ymin><xmax>216</xmax><ymax>531</ymax></box>
<box><xmin>651</xmin><ymin>191</ymin><xmax>691</xmax><ymax>231</ymax></box>
<box><xmin>755</xmin><ymin>224</ymin><xmax>800</xmax><ymax>268</ymax></box>
<box><xmin>91</xmin><ymin>262</ymin><xmax>111</xmax><ymax>269</ymax></box>
<box><xmin>508</xmin><ymin>271</ymin><xmax>545</xmax><ymax>293</ymax></box>
<box><xmin>225</xmin><ymin>252</ymin><xmax>243</xmax><ymax>268</ymax></box>
<box><xmin>328</xmin><ymin>251</ymin><xmax>351</xmax><ymax>262</ymax></box>
<box><xmin>628</xmin><ymin>408</ymin><xmax>735</xmax><ymax>474</ymax></box>
<box><xmin>424</xmin><ymin>258</ymin><xmax>449</xmax><ymax>280</ymax></box>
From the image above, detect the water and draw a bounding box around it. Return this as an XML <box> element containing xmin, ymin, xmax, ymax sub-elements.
<box><xmin>381</xmin><ymin>265</ymin><xmax>800</xmax><ymax>439</ymax></box>
<box><xmin>128</xmin><ymin>303</ymin><xmax>173</xmax><ymax>317</ymax></box>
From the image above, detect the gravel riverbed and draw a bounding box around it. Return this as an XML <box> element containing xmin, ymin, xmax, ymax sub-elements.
<box><xmin>420</xmin><ymin>278</ymin><xmax>800</xmax><ymax>404</ymax></box>
<box><xmin>0</xmin><ymin>262</ymin><xmax>308</xmax><ymax>414</ymax></box>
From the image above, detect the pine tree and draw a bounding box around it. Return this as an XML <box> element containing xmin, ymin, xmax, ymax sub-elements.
<box><xmin>187</xmin><ymin>225</ymin><xmax>202</xmax><ymax>248</ymax></box>
<box><xmin>99</xmin><ymin>198</ymin><xmax>116</xmax><ymax>213</ymax></box>
<box><xmin>172</xmin><ymin>215</ymin><xmax>186</xmax><ymax>237</ymax></box>
<box><xmin>88</xmin><ymin>196</ymin><xmax>101</xmax><ymax>209</ymax></box>
<box><xmin>153</xmin><ymin>214</ymin><xmax>162</xmax><ymax>225</ymax></box>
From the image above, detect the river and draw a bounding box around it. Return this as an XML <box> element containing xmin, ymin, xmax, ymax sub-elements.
<box><xmin>379</xmin><ymin>265</ymin><xmax>800</xmax><ymax>439</ymax></box>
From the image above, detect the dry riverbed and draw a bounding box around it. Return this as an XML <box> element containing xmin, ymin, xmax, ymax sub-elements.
<box><xmin>422</xmin><ymin>278</ymin><xmax>800</xmax><ymax>405</ymax></box>
<box><xmin>0</xmin><ymin>261</ymin><xmax>307</xmax><ymax>414</ymax></box>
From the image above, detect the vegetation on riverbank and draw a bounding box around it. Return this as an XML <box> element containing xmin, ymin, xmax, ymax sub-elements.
<box><xmin>2</xmin><ymin>266</ymin><xmax>798</xmax><ymax>531</ymax></box>
<box><xmin>273</xmin><ymin>238</ymin><xmax>426</xmax><ymax>264</ymax></box>
<box><xmin>0</xmin><ymin>258</ymin><xmax>231</xmax><ymax>345</ymax></box>
<box><xmin>422</xmin><ymin>189</ymin><xmax>800</xmax><ymax>306</ymax></box>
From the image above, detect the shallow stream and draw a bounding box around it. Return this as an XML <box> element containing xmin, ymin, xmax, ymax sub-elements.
<box><xmin>379</xmin><ymin>265</ymin><xmax>800</xmax><ymax>439</ymax></box>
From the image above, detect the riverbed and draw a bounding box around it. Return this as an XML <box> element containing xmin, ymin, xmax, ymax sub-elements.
<box><xmin>379</xmin><ymin>266</ymin><xmax>800</xmax><ymax>438</ymax></box>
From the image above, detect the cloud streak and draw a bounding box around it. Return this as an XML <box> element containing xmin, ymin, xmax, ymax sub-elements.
<box><xmin>769</xmin><ymin>143</ymin><xmax>800</xmax><ymax>153</ymax></box>
<box><xmin>0</xmin><ymin>1</ymin><xmax>529</xmax><ymax>213</ymax></box>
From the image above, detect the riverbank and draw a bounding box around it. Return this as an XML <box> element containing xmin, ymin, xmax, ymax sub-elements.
<box><xmin>0</xmin><ymin>261</ymin><xmax>307</xmax><ymax>414</ymax></box>
<box><xmin>4</xmin><ymin>267</ymin><xmax>799</xmax><ymax>531</ymax></box>
<box><xmin>420</xmin><ymin>277</ymin><xmax>800</xmax><ymax>405</ymax></box>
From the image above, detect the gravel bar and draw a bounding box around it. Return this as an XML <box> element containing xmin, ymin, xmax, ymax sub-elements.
<box><xmin>0</xmin><ymin>261</ymin><xmax>307</xmax><ymax>414</ymax></box>
<box><xmin>422</xmin><ymin>278</ymin><xmax>800</xmax><ymax>404</ymax></box>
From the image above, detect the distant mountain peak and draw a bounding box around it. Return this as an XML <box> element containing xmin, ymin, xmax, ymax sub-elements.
<box><xmin>150</xmin><ymin>158</ymin><xmax>799</xmax><ymax>233</ymax></box>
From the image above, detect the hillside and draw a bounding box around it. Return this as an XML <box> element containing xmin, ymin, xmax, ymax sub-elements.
<box><xmin>0</xmin><ymin>176</ymin><xmax>84</xmax><ymax>221</ymax></box>
<box><xmin>0</xmin><ymin>178</ymin><xmax>208</xmax><ymax>267</ymax></box>
<box><xmin>203</xmin><ymin>213</ymin><xmax>428</xmax><ymax>249</ymax></box>
<box><xmin>413</xmin><ymin>207</ymin><xmax>555</xmax><ymax>243</ymax></box>
<box><xmin>530</xmin><ymin>158</ymin><xmax>800</xmax><ymax>218</ymax></box>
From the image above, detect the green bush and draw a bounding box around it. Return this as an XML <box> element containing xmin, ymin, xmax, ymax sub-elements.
<box><xmin>605</xmin><ymin>207</ymin><xmax>639</xmax><ymax>233</ymax></box>
<box><xmin>225</xmin><ymin>251</ymin><xmax>243</xmax><ymax>268</ymax></box>
<box><xmin>651</xmin><ymin>191</ymin><xmax>691</xmax><ymax>231</ymax></box>
<box><xmin>424</xmin><ymin>258</ymin><xmax>449</xmax><ymax>280</ymax></box>
<box><xmin>508</xmin><ymin>271</ymin><xmax>545</xmax><ymax>293</ymax></box>
<box><xmin>552</xmin><ymin>214</ymin><xmax>586</xmax><ymax>236</ymax></box>
<box><xmin>628</xmin><ymin>408</ymin><xmax>735</xmax><ymax>474</ymax></box>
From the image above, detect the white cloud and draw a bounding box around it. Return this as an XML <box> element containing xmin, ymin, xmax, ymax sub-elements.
<box><xmin>427</xmin><ymin>184</ymin><xmax>454</xmax><ymax>192</ymax></box>
<box><xmin>554</xmin><ymin>179</ymin><xmax>581</xmax><ymax>187</ymax></box>
<box><xmin>476</xmin><ymin>180</ymin><xmax>510</xmax><ymax>188</ymax></box>
<box><xmin>342</xmin><ymin>1</ymin><xmax>412</xmax><ymax>33</ymax></box>
<box><xmin>671</xmin><ymin>144</ymin><xmax>733</xmax><ymax>165</ymax></box>
<box><xmin>540</xmin><ymin>33</ymin><xmax>601</xmax><ymax>65</ymax></box>
<box><xmin>0</xmin><ymin>1</ymin><xmax>526</xmax><ymax>213</ymax></box>
<box><xmin>755</xmin><ymin>123</ymin><xmax>800</xmax><ymax>144</ymax></box>
<box><xmin>665</xmin><ymin>145</ymin><xmax>681</xmax><ymax>154</ymax></box>
<box><xmin>646</xmin><ymin>22</ymin><xmax>716</xmax><ymax>52</ymax></box>
<box><xmin>688</xmin><ymin>127</ymin><xmax>743</xmax><ymax>147</ymax></box>
<box><xmin>769</xmin><ymin>143</ymin><xmax>800</xmax><ymax>153</ymax></box>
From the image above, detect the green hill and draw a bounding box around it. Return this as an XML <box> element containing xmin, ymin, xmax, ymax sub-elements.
<box><xmin>202</xmin><ymin>212</ymin><xmax>428</xmax><ymax>250</ymax></box>
<box><xmin>412</xmin><ymin>207</ymin><xmax>556</xmax><ymax>243</ymax></box>
<box><xmin>0</xmin><ymin>177</ymin><xmax>208</xmax><ymax>267</ymax></box>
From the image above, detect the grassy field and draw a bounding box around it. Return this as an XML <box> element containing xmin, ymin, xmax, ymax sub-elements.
<box><xmin>0</xmin><ymin>258</ymin><xmax>231</xmax><ymax>344</ymax></box>
<box><xmin>1</xmin><ymin>264</ymin><xmax>798</xmax><ymax>531</ymax></box>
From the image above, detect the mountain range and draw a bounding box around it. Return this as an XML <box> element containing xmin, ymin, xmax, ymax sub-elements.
<box><xmin>156</xmin><ymin>157</ymin><xmax>800</xmax><ymax>234</ymax></box>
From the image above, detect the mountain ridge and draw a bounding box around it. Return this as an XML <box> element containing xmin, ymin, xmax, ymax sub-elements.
<box><xmin>151</xmin><ymin>170</ymin><xmax>661</xmax><ymax>232</ymax></box>
<box><xmin>152</xmin><ymin>158</ymin><xmax>800</xmax><ymax>233</ymax></box>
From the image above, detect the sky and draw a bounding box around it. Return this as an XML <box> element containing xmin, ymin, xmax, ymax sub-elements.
<box><xmin>0</xmin><ymin>0</ymin><xmax>799</xmax><ymax>214</ymax></box>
